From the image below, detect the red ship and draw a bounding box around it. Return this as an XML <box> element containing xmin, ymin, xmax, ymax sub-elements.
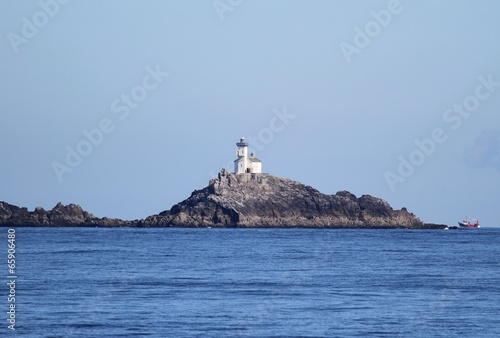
<box><xmin>458</xmin><ymin>217</ymin><xmax>480</xmax><ymax>228</ymax></box>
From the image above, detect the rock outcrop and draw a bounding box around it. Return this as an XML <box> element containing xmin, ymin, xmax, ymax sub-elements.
<box><xmin>143</xmin><ymin>173</ymin><xmax>441</xmax><ymax>229</ymax></box>
<box><xmin>0</xmin><ymin>202</ymin><xmax>134</xmax><ymax>227</ymax></box>
<box><xmin>0</xmin><ymin>173</ymin><xmax>445</xmax><ymax>228</ymax></box>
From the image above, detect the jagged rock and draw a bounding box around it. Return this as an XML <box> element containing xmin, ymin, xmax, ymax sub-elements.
<box><xmin>143</xmin><ymin>173</ymin><xmax>440</xmax><ymax>229</ymax></box>
<box><xmin>0</xmin><ymin>201</ymin><xmax>135</xmax><ymax>227</ymax></box>
<box><xmin>0</xmin><ymin>174</ymin><xmax>446</xmax><ymax>229</ymax></box>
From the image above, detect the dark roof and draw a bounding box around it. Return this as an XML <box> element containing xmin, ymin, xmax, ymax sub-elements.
<box><xmin>234</xmin><ymin>157</ymin><xmax>262</xmax><ymax>163</ymax></box>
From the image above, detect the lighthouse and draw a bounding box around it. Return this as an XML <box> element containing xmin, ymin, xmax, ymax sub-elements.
<box><xmin>234</xmin><ymin>137</ymin><xmax>262</xmax><ymax>174</ymax></box>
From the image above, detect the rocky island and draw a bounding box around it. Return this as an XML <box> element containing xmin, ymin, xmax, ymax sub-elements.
<box><xmin>0</xmin><ymin>138</ymin><xmax>446</xmax><ymax>229</ymax></box>
<box><xmin>143</xmin><ymin>172</ymin><xmax>441</xmax><ymax>229</ymax></box>
<box><xmin>0</xmin><ymin>173</ymin><xmax>444</xmax><ymax>229</ymax></box>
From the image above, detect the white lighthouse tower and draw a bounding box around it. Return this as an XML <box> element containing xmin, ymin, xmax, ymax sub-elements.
<box><xmin>234</xmin><ymin>137</ymin><xmax>262</xmax><ymax>174</ymax></box>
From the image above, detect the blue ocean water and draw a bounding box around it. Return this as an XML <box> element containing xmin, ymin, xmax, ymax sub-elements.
<box><xmin>4</xmin><ymin>227</ymin><xmax>500</xmax><ymax>337</ymax></box>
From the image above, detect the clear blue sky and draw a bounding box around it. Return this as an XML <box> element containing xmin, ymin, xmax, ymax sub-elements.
<box><xmin>1</xmin><ymin>0</ymin><xmax>499</xmax><ymax>226</ymax></box>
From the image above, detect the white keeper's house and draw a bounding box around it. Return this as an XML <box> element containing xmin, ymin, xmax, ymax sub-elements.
<box><xmin>234</xmin><ymin>137</ymin><xmax>262</xmax><ymax>174</ymax></box>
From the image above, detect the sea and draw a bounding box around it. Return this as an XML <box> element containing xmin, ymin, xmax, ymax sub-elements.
<box><xmin>4</xmin><ymin>227</ymin><xmax>500</xmax><ymax>337</ymax></box>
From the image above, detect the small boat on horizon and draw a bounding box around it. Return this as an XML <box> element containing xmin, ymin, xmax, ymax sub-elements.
<box><xmin>458</xmin><ymin>217</ymin><xmax>480</xmax><ymax>229</ymax></box>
